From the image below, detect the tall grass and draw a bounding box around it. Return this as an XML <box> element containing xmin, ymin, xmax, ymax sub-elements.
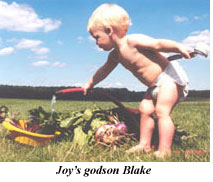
<box><xmin>0</xmin><ymin>98</ymin><xmax>210</xmax><ymax>162</ymax></box>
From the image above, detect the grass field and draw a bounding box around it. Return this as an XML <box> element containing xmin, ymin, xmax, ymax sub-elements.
<box><xmin>0</xmin><ymin>98</ymin><xmax>210</xmax><ymax>162</ymax></box>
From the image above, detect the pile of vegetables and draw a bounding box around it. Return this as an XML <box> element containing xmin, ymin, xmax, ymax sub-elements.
<box><xmin>0</xmin><ymin>105</ymin><xmax>193</xmax><ymax>148</ymax></box>
<box><xmin>1</xmin><ymin>105</ymin><xmax>134</xmax><ymax>147</ymax></box>
<box><xmin>30</xmin><ymin>106</ymin><xmax>136</xmax><ymax>146</ymax></box>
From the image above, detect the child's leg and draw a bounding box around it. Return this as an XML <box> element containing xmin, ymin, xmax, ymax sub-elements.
<box><xmin>154</xmin><ymin>81</ymin><xmax>181</xmax><ymax>157</ymax></box>
<box><xmin>126</xmin><ymin>89</ymin><xmax>155</xmax><ymax>153</ymax></box>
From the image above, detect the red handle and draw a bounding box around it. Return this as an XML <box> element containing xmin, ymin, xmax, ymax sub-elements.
<box><xmin>55</xmin><ymin>87</ymin><xmax>86</xmax><ymax>94</ymax></box>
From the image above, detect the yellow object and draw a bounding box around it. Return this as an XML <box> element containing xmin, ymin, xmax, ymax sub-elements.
<box><xmin>2</xmin><ymin>121</ymin><xmax>60</xmax><ymax>147</ymax></box>
<box><xmin>19</xmin><ymin>120</ymin><xmax>27</xmax><ymax>129</ymax></box>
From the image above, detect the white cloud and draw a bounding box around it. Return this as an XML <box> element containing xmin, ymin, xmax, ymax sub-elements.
<box><xmin>182</xmin><ymin>30</ymin><xmax>210</xmax><ymax>51</ymax></box>
<box><xmin>15</xmin><ymin>39</ymin><xmax>42</xmax><ymax>49</ymax></box>
<box><xmin>1</xmin><ymin>38</ymin><xmax>50</xmax><ymax>56</ymax></box>
<box><xmin>0</xmin><ymin>1</ymin><xmax>61</xmax><ymax>32</ymax></box>
<box><xmin>174</xmin><ymin>16</ymin><xmax>188</xmax><ymax>22</ymax></box>
<box><xmin>32</xmin><ymin>60</ymin><xmax>66</xmax><ymax>67</ymax></box>
<box><xmin>15</xmin><ymin>39</ymin><xmax>49</xmax><ymax>55</ymax></box>
<box><xmin>0</xmin><ymin>46</ymin><xmax>14</xmax><ymax>55</ymax></box>
<box><xmin>32</xmin><ymin>61</ymin><xmax>50</xmax><ymax>67</ymax></box>
<box><xmin>31</xmin><ymin>47</ymin><xmax>50</xmax><ymax>55</ymax></box>
<box><xmin>52</xmin><ymin>61</ymin><xmax>66</xmax><ymax>67</ymax></box>
<box><xmin>42</xmin><ymin>19</ymin><xmax>61</xmax><ymax>32</ymax></box>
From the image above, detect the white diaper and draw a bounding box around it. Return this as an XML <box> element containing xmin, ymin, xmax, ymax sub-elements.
<box><xmin>151</xmin><ymin>61</ymin><xmax>189</xmax><ymax>101</ymax></box>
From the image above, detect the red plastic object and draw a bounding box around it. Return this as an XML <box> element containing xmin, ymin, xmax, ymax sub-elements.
<box><xmin>56</xmin><ymin>87</ymin><xmax>85</xmax><ymax>94</ymax></box>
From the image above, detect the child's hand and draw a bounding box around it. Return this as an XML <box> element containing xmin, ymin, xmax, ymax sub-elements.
<box><xmin>179</xmin><ymin>45</ymin><xmax>194</xmax><ymax>59</ymax></box>
<box><xmin>82</xmin><ymin>82</ymin><xmax>92</xmax><ymax>95</ymax></box>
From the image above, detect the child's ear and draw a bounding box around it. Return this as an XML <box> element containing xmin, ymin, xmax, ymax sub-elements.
<box><xmin>105</xmin><ymin>27</ymin><xmax>113</xmax><ymax>35</ymax></box>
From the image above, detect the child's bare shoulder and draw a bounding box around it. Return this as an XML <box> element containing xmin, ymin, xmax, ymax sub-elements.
<box><xmin>127</xmin><ymin>34</ymin><xmax>154</xmax><ymax>45</ymax></box>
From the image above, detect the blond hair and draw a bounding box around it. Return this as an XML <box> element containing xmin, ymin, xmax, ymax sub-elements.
<box><xmin>87</xmin><ymin>4</ymin><xmax>131</xmax><ymax>33</ymax></box>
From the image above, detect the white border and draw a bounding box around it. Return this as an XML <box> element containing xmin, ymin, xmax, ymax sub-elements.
<box><xmin>0</xmin><ymin>1</ymin><xmax>212</xmax><ymax>182</ymax></box>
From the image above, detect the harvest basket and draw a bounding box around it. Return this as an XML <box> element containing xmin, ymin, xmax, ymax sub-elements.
<box><xmin>2</xmin><ymin>121</ymin><xmax>60</xmax><ymax>147</ymax></box>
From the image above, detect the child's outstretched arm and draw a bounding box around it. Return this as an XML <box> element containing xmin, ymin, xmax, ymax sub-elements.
<box><xmin>129</xmin><ymin>34</ymin><xmax>193</xmax><ymax>59</ymax></box>
<box><xmin>83</xmin><ymin>50</ymin><xmax>119</xmax><ymax>95</ymax></box>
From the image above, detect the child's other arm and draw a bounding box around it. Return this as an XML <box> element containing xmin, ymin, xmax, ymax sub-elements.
<box><xmin>83</xmin><ymin>50</ymin><xmax>119</xmax><ymax>94</ymax></box>
<box><xmin>129</xmin><ymin>34</ymin><xmax>193</xmax><ymax>59</ymax></box>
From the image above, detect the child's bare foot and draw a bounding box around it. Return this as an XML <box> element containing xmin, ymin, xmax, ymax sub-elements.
<box><xmin>154</xmin><ymin>150</ymin><xmax>171</xmax><ymax>159</ymax></box>
<box><xmin>126</xmin><ymin>144</ymin><xmax>151</xmax><ymax>154</ymax></box>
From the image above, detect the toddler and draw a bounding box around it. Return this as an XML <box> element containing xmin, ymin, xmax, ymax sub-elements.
<box><xmin>83</xmin><ymin>4</ymin><xmax>193</xmax><ymax>158</ymax></box>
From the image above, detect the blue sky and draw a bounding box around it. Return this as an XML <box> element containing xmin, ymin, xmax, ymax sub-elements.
<box><xmin>0</xmin><ymin>0</ymin><xmax>210</xmax><ymax>91</ymax></box>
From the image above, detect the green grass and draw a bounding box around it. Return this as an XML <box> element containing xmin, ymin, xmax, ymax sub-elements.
<box><xmin>0</xmin><ymin>98</ymin><xmax>210</xmax><ymax>162</ymax></box>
